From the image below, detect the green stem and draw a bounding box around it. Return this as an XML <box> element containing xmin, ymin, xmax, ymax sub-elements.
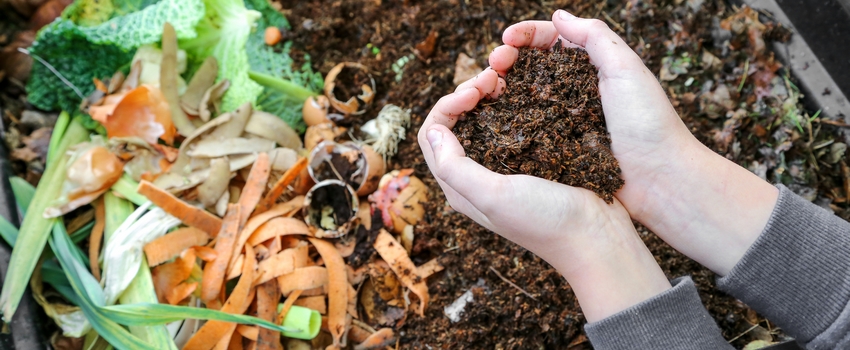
<box><xmin>248</xmin><ymin>70</ymin><xmax>317</xmax><ymax>102</ymax></box>
<box><xmin>47</xmin><ymin>111</ymin><xmax>71</xmax><ymax>164</ymax></box>
<box><xmin>110</xmin><ymin>175</ymin><xmax>148</xmax><ymax>207</ymax></box>
<box><xmin>0</xmin><ymin>117</ymin><xmax>89</xmax><ymax>321</ymax></box>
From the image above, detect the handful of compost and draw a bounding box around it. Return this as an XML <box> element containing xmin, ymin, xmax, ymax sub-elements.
<box><xmin>455</xmin><ymin>42</ymin><xmax>624</xmax><ymax>202</ymax></box>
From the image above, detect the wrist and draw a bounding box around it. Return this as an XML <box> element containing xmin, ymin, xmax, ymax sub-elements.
<box><xmin>555</xmin><ymin>210</ymin><xmax>672</xmax><ymax>323</ymax></box>
<box><xmin>631</xmin><ymin>139</ymin><xmax>779</xmax><ymax>275</ymax></box>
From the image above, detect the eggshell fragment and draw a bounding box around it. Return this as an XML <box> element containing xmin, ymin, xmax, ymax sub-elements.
<box><xmin>304</xmin><ymin>122</ymin><xmax>346</xmax><ymax>151</ymax></box>
<box><xmin>324</xmin><ymin>62</ymin><xmax>376</xmax><ymax>116</ymax></box>
<box><xmin>303</xmin><ymin>95</ymin><xmax>331</xmax><ymax>126</ymax></box>
<box><xmin>307</xmin><ymin>141</ymin><xmax>384</xmax><ymax>197</ymax></box>
<box><xmin>303</xmin><ymin>180</ymin><xmax>359</xmax><ymax>238</ymax></box>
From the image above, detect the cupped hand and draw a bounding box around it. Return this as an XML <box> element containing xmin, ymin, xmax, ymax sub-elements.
<box><xmin>490</xmin><ymin>10</ymin><xmax>698</xmax><ymax>224</ymax></box>
<box><xmin>418</xmin><ymin>68</ymin><xmax>671</xmax><ymax>321</ymax></box>
<box><xmin>489</xmin><ymin>10</ymin><xmax>779</xmax><ymax>276</ymax></box>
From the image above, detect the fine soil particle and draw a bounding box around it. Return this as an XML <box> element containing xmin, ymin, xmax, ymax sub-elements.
<box><xmin>455</xmin><ymin>44</ymin><xmax>624</xmax><ymax>202</ymax></box>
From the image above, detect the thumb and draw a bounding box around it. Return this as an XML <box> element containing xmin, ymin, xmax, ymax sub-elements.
<box><xmin>425</xmin><ymin>124</ymin><xmax>506</xmax><ymax>212</ymax></box>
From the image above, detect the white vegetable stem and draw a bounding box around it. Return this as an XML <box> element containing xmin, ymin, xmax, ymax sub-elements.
<box><xmin>102</xmin><ymin>202</ymin><xmax>180</xmax><ymax>305</ymax></box>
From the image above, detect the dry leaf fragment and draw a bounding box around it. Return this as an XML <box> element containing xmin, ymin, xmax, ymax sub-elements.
<box><xmin>452</xmin><ymin>52</ymin><xmax>483</xmax><ymax>85</ymax></box>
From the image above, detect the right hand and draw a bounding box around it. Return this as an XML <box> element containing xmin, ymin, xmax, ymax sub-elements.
<box><xmin>490</xmin><ymin>10</ymin><xmax>697</xmax><ymax>222</ymax></box>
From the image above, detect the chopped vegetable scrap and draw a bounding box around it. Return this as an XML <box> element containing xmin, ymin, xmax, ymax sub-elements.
<box><xmin>4</xmin><ymin>2</ymin><xmax>444</xmax><ymax>348</ymax></box>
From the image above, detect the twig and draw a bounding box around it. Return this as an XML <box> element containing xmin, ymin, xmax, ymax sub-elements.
<box><xmin>488</xmin><ymin>266</ymin><xmax>536</xmax><ymax>300</ymax></box>
<box><xmin>727</xmin><ymin>324</ymin><xmax>760</xmax><ymax>343</ymax></box>
<box><xmin>737</xmin><ymin>59</ymin><xmax>750</xmax><ymax>92</ymax></box>
<box><xmin>17</xmin><ymin>48</ymin><xmax>85</xmax><ymax>99</ymax></box>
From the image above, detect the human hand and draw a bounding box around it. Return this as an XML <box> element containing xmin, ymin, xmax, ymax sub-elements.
<box><xmin>491</xmin><ymin>10</ymin><xmax>778</xmax><ymax>275</ymax></box>
<box><xmin>418</xmin><ymin>68</ymin><xmax>670</xmax><ymax>322</ymax></box>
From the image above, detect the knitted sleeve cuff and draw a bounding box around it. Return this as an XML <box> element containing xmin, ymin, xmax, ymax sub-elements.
<box><xmin>585</xmin><ymin>276</ymin><xmax>732</xmax><ymax>350</ymax></box>
<box><xmin>717</xmin><ymin>185</ymin><xmax>850</xmax><ymax>345</ymax></box>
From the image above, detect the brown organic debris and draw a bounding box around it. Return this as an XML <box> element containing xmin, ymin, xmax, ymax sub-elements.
<box><xmin>456</xmin><ymin>43</ymin><xmax>624</xmax><ymax>202</ymax></box>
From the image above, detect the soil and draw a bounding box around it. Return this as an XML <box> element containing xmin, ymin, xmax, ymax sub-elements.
<box><xmin>455</xmin><ymin>44</ymin><xmax>623</xmax><ymax>202</ymax></box>
<box><xmin>3</xmin><ymin>0</ymin><xmax>841</xmax><ymax>349</ymax></box>
<box><xmin>331</xmin><ymin>66</ymin><xmax>371</xmax><ymax>104</ymax></box>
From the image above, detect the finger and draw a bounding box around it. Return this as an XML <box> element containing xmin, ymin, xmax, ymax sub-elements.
<box><xmin>491</xmin><ymin>77</ymin><xmax>507</xmax><ymax>99</ymax></box>
<box><xmin>551</xmin><ymin>10</ymin><xmax>644</xmax><ymax>72</ymax></box>
<box><xmin>489</xmin><ymin>45</ymin><xmax>518</xmax><ymax>75</ymax></box>
<box><xmin>453</xmin><ymin>68</ymin><xmax>500</xmax><ymax>99</ymax></box>
<box><xmin>503</xmin><ymin>21</ymin><xmax>561</xmax><ymax>49</ymax></box>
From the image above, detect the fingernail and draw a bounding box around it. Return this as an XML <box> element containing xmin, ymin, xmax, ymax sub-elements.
<box><xmin>427</xmin><ymin>129</ymin><xmax>443</xmax><ymax>151</ymax></box>
<box><xmin>557</xmin><ymin>10</ymin><xmax>575</xmax><ymax>20</ymax></box>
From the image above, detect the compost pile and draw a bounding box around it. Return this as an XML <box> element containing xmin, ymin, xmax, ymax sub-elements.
<box><xmin>456</xmin><ymin>44</ymin><xmax>623</xmax><ymax>202</ymax></box>
<box><xmin>1</xmin><ymin>0</ymin><xmax>847</xmax><ymax>349</ymax></box>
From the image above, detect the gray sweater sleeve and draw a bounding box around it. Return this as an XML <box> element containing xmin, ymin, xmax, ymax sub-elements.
<box><xmin>584</xmin><ymin>276</ymin><xmax>733</xmax><ymax>349</ymax></box>
<box><xmin>584</xmin><ymin>185</ymin><xmax>850</xmax><ymax>349</ymax></box>
<box><xmin>717</xmin><ymin>185</ymin><xmax>850</xmax><ymax>348</ymax></box>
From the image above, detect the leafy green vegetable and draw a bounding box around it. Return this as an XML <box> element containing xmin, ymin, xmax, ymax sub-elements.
<box><xmin>75</xmin><ymin>0</ymin><xmax>204</xmax><ymax>50</ymax></box>
<box><xmin>244</xmin><ymin>0</ymin><xmax>290</xmax><ymax>29</ymax></box>
<box><xmin>27</xmin><ymin>0</ymin><xmax>204</xmax><ymax>114</ymax></box>
<box><xmin>26</xmin><ymin>20</ymin><xmax>134</xmax><ymax>114</ymax></box>
<box><xmin>181</xmin><ymin>0</ymin><xmax>263</xmax><ymax>112</ymax></box>
<box><xmin>64</xmin><ymin>0</ymin><xmax>162</xmax><ymax>26</ymax></box>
